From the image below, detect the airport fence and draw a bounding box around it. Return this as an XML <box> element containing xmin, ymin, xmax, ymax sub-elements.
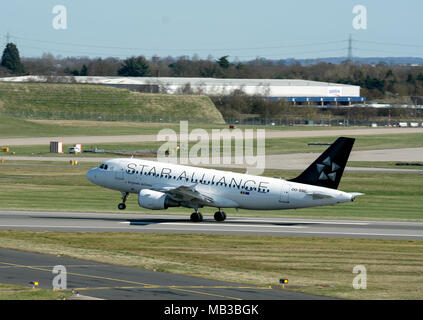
<box><xmin>1</xmin><ymin>110</ymin><xmax>422</xmax><ymax>127</ymax></box>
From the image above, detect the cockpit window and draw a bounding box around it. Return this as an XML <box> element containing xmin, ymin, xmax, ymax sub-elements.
<box><xmin>99</xmin><ymin>163</ymin><xmax>108</xmax><ymax>170</ymax></box>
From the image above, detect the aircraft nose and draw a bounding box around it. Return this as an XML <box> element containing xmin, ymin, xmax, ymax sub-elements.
<box><xmin>86</xmin><ymin>168</ymin><xmax>97</xmax><ymax>183</ymax></box>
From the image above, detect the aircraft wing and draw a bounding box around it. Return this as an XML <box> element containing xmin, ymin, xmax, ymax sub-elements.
<box><xmin>151</xmin><ymin>184</ymin><xmax>215</xmax><ymax>204</ymax></box>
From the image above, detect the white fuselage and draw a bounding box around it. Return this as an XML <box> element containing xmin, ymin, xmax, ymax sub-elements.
<box><xmin>86</xmin><ymin>158</ymin><xmax>354</xmax><ymax>210</ymax></box>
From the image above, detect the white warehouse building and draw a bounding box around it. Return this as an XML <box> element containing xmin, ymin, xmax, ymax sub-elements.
<box><xmin>0</xmin><ymin>76</ymin><xmax>365</xmax><ymax>104</ymax></box>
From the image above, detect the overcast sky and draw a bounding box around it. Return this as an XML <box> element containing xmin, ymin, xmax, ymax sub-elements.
<box><xmin>1</xmin><ymin>0</ymin><xmax>422</xmax><ymax>60</ymax></box>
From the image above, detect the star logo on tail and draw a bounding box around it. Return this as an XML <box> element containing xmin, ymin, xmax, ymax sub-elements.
<box><xmin>316</xmin><ymin>157</ymin><xmax>340</xmax><ymax>182</ymax></box>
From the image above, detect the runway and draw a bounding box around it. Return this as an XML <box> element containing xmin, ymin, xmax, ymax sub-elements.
<box><xmin>0</xmin><ymin>248</ymin><xmax>322</xmax><ymax>300</ymax></box>
<box><xmin>0</xmin><ymin>210</ymin><xmax>422</xmax><ymax>239</ymax></box>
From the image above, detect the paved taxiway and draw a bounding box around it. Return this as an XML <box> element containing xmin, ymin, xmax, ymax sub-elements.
<box><xmin>1</xmin><ymin>127</ymin><xmax>422</xmax><ymax>146</ymax></box>
<box><xmin>3</xmin><ymin>147</ymin><xmax>423</xmax><ymax>174</ymax></box>
<box><xmin>0</xmin><ymin>248</ymin><xmax>324</xmax><ymax>300</ymax></box>
<box><xmin>0</xmin><ymin>211</ymin><xmax>422</xmax><ymax>239</ymax></box>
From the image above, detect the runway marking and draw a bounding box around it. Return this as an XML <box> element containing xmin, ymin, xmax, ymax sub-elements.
<box><xmin>229</xmin><ymin>219</ymin><xmax>370</xmax><ymax>225</ymax></box>
<box><xmin>0</xmin><ymin>224</ymin><xmax>140</xmax><ymax>229</ymax></box>
<box><xmin>67</xmin><ymin>285</ymin><xmax>269</xmax><ymax>291</ymax></box>
<box><xmin>167</xmin><ymin>287</ymin><xmax>243</xmax><ymax>300</ymax></box>
<box><xmin>62</xmin><ymin>285</ymin><xmax>258</xmax><ymax>300</ymax></box>
<box><xmin>122</xmin><ymin>221</ymin><xmax>307</xmax><ymax>229</ymax></box>
<box><xmin>0</xmin><ymin>264</ymin><xmax>110</xmax><ymax>269</ymax></box>
<box><xmin>0</xmin><ymin>261</ymin><xmax>244</xmax><ymax>300</ymax></box>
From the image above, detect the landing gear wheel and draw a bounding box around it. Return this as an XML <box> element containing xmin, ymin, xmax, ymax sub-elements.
<box><xmin>118</xmin><ymin>192</ymin><xmax>129</xmax><ymax>210</ymax></box>
<box><xmin>190</xmin><ymin>212</ymin><xmax>203</xmax><ymax>222</ymax></box>
<box><xmin>214</xmin><ymin>211</ymin><xmax>226</xmax><ymax>222</ymax></box>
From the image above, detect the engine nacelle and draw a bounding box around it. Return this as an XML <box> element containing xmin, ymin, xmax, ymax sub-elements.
<box><xmin>138</xmin><ymin>189</ymin><xmax>180</xmax><ymax>210</ymax></box>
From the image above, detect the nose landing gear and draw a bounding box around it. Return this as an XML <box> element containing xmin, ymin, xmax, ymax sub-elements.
<box><xmin>118</xmin><ymin>192</ymin><xmax>128</xmax><ymax>210</ymax></box>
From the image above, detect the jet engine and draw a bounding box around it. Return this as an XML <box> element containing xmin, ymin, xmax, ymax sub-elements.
<box><xmin>138</xmin><ymin>189</ymin><xmax>180</xmax><ymax>210</ymax></box>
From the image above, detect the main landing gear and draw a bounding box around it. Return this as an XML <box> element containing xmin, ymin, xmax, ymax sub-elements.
<box><xmin>190</xmin><ymin>209</ymin><xmax>203</xmax><ymax>222</ymax></box>
<box><xmin>118</xmin><ymin>192</ymin><xmax>128</xmax><ymax>210</ymax></box>
<box><xmin>190</xmin><ymin>209</ymin><xmax>227</xmax><ymax>222</ymax></box>
<box><xmin>214</xmin><ymin>210</ymin><xmax>227</xmax><ymax>222</ymax></box>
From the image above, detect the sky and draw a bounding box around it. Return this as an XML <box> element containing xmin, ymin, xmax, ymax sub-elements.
<box><xmin>1</xmin><ymin>0</ymin><xmax>422</xmax><ymax>60</ymax></box>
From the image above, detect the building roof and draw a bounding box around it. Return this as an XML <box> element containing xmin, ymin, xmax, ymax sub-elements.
<box><xmin>0</xmin><ymin>75</ymin><xmax>358</xmax><ymax>88</ymax></box>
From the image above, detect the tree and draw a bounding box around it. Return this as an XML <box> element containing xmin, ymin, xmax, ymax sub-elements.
<box><xmin>87</xmin><ymin>58</ymin><xmax>120</xmax><ymax>76</ymax></box>
<box><xmin>217</xmin><ymin>55</ymin><xmax>230</xmax><ymax>69</ymax></box>
<box><xmin>118</xmin><ymin>56</ymin><xmax>151</xmax><ymax>77</ymax></box>
<box><xmin>1</xmin><ymin>43</ymin><xmax>25</xmax><ymax>74</ymax></box>
<box><xmin>80</xmin><ymin>64</ymin><xmax>88</xmax><ymax>76</ymax></box>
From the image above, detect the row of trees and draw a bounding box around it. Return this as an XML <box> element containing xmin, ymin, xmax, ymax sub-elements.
<box><xmin>2</xmin><ymin>43</ymin><xmax>423</xmax><ymax>101</ymax></box>
<box><xmin>212</xmin><ymin>90</ymin><xmax>423</xmax><ymax>120</ymax></box>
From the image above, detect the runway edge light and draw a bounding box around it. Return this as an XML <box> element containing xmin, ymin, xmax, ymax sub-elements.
<box><xmin>280</xmin><ymin>279</ymin><xmax>288</xmax><ymax>288</ymax></box>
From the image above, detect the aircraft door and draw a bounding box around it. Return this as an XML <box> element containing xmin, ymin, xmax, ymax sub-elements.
<box><xmin>279</xmin><ymin>183</ymin><xmax>290</xmax><ymax>203</ymax></box>
<box><xmin>115</xmin><ymin>167</ymin><xmax>124</xmax><ymax>181</ymax></box>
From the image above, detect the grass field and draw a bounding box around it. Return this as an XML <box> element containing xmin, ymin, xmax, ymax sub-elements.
<box><xmin>0</xmin><ymin>116</ymin><xmax>187</xmax><ymax>138</ymax></box>
<box><xmin>0</xmin><ymin>116</ymin><xmax>370</xmax><ymax>139</ymax></box>
<box><xmin>0</xmin><ymin>283</ymin><xmax>71</xmax><ymax>300</ymax></box>
<box><xmin>3</xmin><ymin>132</ymin><xmax>423</xmax><ymax>159</ymax></box>
<box><xmin>0</xmin><ymin>161</ymin><xmax>422</xmax><ymax>220</ymax></box>
<box><xmin>0</xmin><ymin>115</ymin><xmax>398</xmax><ymax>139</ymax></box>
<box><xmin>0</xmin><ymin>82</ymin><xmax>224</xmax><ymax>124</ymax></box>
<box><xmin>263</xmin><ymin>133</ymin><xmax>423</xmax><ymax>154</ymax></box>
<box><xmin>0</xmin><ymin>231</ymin><xmax>421</xmax><ymax>300</ymax></box>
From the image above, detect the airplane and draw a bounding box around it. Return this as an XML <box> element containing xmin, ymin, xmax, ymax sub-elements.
<box><xmin>86</xmin><ymin>137</ymin><xmax>362</xmax><ymax>222</ymax></box>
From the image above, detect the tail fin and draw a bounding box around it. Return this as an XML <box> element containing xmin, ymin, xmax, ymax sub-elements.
<box><xmin>289</xmin><ymin>137</ymin><xmax>355</xmax><ymax>189</ymax></box>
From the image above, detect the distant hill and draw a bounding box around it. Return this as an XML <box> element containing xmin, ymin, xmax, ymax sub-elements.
<box><xmin>0</xmin><ymin>82</ymin><xmax>225</xmax><ymax>124</ymax></box>
<box><xmin>273</xmin><ymin>57</ymin><xmax>423</xmax><ymax>66</ymax></box>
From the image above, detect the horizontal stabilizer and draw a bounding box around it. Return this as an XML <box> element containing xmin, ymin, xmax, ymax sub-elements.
<box><xmin>306</xmin><ymin>192</ymin><xmax>335</xmax><ymax>200</ymax></box>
